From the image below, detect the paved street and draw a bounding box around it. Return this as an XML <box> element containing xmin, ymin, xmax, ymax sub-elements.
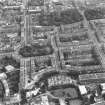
<box><xmin>0</xmin><ymin>0</ymin><xmax>105</xmax><ymax>105</ymax></box>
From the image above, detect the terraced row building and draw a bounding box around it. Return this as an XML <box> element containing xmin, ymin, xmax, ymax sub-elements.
<box><xmin>0</xmin><ymin>0</ymin><xmax>105</xmax><ymax>105</ymax></box>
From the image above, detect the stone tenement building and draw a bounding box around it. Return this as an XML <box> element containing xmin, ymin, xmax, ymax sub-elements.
<box><xmin>0</xmin><ymin>0</ymin><xmax>105</xmax><ymax>105</ymax></box>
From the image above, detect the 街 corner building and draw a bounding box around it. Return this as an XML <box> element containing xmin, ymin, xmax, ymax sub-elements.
<box><xmin>0</xmin><ymin>0</ymin><xmax>105</xmax><ymax>105</ymax></box>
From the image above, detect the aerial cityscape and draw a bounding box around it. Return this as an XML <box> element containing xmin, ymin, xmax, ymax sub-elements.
<box><xmin>0</xmin><ymin>0</ymin><xmax>105</xmax><ymax>105</ymax></box>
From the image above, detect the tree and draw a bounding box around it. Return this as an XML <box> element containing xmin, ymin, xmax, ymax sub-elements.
<box><xmin>20</xmin><ymin>89</ymin><xmax>27</xmax><ymax>104</ymax></box>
